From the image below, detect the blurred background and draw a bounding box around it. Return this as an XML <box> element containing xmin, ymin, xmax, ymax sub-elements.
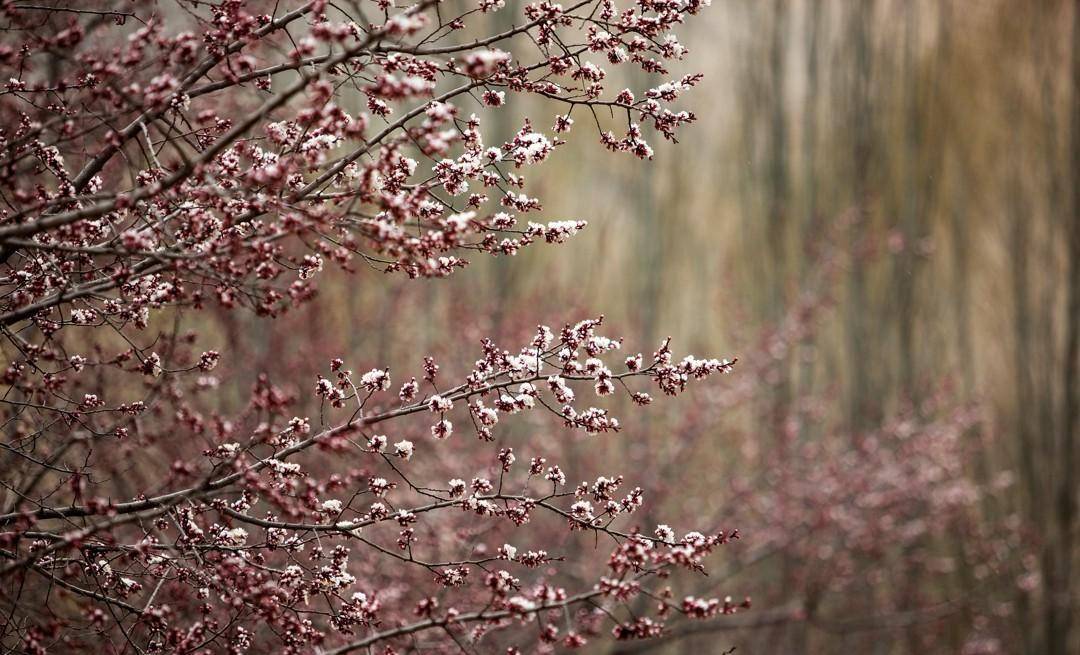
<box><xmin>199</xmin><ymin>1</ymin><xmax>1078</xmax><ymax>653</ymax></box>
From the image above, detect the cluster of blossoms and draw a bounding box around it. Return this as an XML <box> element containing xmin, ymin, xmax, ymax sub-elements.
<box><xmin>0</xmin><ymin>0</ymin><xmax>744</xmax><ymax>652</ymax></box>
<box><xmin>0</xmin><ymin>317</ymin><xmax>740</xmax><ymax>653</ymax></box>
<box><xmin>0</xmin><ymin>0</ymin><xmax>710</xmax><ymax>328</ymax></box>
<box><xmin>314</xmin><ymin>317</ymin><xmax>733</xmax><ymax>459</ymax></box>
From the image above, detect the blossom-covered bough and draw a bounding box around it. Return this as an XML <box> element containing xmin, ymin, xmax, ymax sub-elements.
<box><xmin>0</xmin><ymin>0</ymin><xmax>741</xmax><ymax>652</ymax></box>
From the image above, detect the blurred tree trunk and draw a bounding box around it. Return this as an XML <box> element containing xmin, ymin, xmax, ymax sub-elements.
<box><xmin>894</xmin><ymin>1</ymin><xmax>921</xmax><ymax>403</ymax></box>
<box><xmin>1048</xmin><ymin>5</ymin><xmax>1080</xmax><ymax>654</ymax></box>
<box><xmin>1009</xmin><ymin>98</ymin><xmax>1044</xmax><ymax>599</ymax></box>
<box><xmin>765</xmin><ymin>0</ymin><xmax>789</xmax><ymax>336</ymax></box>
<box><xmin>1036</xmin><ymin>3</ymin><xmax>1063</xmax><ymax>509</ymax></box>
<box><xmin>846</xmin><ymin>0</ymin><xmax>876</xmax><ymax>434</ymax></box>
<box><xmin>796</xmin><ymin>0</ymin><xmax>822</xmax><ymax>444</ymax></box>
<box><xmin>794</xmin><ymin>3</ymin><xmax>823</xmax><ymax>653</ymax></box>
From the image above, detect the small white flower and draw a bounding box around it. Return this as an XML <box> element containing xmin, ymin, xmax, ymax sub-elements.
<box><xmin>360</xmin><ymin>368</ymin><xmax>391</xmax><ymax>391</ymax></box>
<box><xmin>225</xmin><ymin>527</ymin><xmax>248</xmax><ymax>545</ymax></box>
<box><xmin>394</xmin><ymin>440</ymin><xmax>415</xmax><ymax>460</ymax></box>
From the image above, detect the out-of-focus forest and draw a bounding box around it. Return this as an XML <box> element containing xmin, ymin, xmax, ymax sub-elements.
<box><xmin>187</xmin><ymin>1</ymin><xmax>1078</xmax><ymax>653</ymax></box>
